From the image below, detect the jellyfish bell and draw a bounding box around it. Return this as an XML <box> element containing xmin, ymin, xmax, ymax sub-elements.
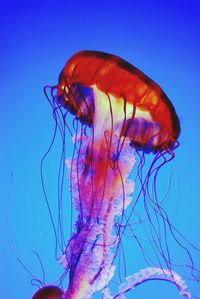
<box><xmin>31</xmin><ymin>285</ymin><xmax>64</xmax><ymax>299</ymax></box>
<box><xmin>56</xmin><ymin>50</ymin><xmax>180</xmax><ymax>153</ymax></box>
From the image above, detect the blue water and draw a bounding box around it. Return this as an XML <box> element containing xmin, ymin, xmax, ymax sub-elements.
<box><xmin>1</xmin><ymin>1</ymin><xmax>200</xmax><ymax>298</ymax></box>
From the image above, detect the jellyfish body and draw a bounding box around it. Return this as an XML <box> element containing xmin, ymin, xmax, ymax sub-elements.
<box><xmin>35</xmin><ymin>51</ymin><xmax>199</xmax><ymax>299</ymax></box>
<box><xmin>54</xmin><ymin>50</ymin><xmax>183</xmax><ymax>298</ymax></box>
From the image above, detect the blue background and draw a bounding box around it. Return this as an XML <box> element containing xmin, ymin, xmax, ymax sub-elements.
<box><xmin>1</xmin><ymin>0</ymin><xmax>200</xmax><ymax>298</ymax></box>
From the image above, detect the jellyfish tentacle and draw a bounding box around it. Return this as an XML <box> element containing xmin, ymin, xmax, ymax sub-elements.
<box><xmin>102</xmin><ymin>268</ymin><xmax>191</xmax><ymax>299</ymax></box>
<box><xmin>60</xmin><ymin>132</ymin><xmax>135</xmax><ymax>298</ymax></box>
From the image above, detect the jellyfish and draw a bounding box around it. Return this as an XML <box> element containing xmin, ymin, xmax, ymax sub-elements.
<box><xmin>32</xmin><ymin>51</ymin><xmax>199</xmax><ymax>298</ymax></box>
<box><xmin>31</xmin><ymin>285</ymin><xmax>64</xmax><ymax>299</ymax></box>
